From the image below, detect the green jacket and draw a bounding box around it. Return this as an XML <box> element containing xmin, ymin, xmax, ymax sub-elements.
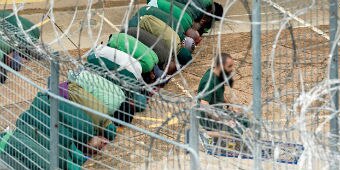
<box><xmin>0</xmin><ymin>92</ymin><xmax>113</xmax><ymax>169</ymax></box>
<box><xmin>107</xmin><ymin>33</ymin><xmax>159</xmax><ymax>73</ymax></box>
<box><xmin>128</xmin><ymin>6</ymin><xmax>185</xmax><ymax>40</ymax></box>
<box><xmin>156</xmin><ymin>0</ymin><xmax>193</xmax><ymax>31</ymax></box>
<box><xmin>68</xmin><ymin>70</ymin><xmax>126</xmax><ymax>114</ymax></box>
<box><xmin>68</xmin><ymin>83</ymin><xmax>112</xmax><ymax>131</ymax></box>
<box><xmin>167</xmin><ymin>0</ymin><xmax>201</xmax><ymax>20</ymax></box>
<box><xmin>0</xmin><ymin>10</ymin><xmax>40</xmax><ymax>39</ymax></box>
<box><xmin>0</xmin><ymin>92</ymin><xmax>117</xmax><ymax>169</ymax></box>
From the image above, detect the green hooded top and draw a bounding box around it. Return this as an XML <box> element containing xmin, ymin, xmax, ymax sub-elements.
<box><xmin>107</xmin><ymin>33</ymin><xmax>158</xmax><ymax>73</ymax></box>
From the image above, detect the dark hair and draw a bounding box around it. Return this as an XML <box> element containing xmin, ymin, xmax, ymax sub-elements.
<box><xmin>215</xmin><ymin>53</ymin><xmax>232</xmax><ymax>67</ymax></box>
<box><xmin>213</xmin><ymin>2</ymin><xmax>223</xmax><ymax>21</ymax></box>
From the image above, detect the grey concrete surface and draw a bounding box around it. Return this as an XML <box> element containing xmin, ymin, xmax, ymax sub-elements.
<box><xmin>0</xmin><ymin>160</ymin><xmax>10</xmax><ymax>170</ymax></box>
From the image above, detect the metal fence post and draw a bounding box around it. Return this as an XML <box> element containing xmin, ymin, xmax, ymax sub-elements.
<box><xmin>329</xmin><ymin>0</ymin><xmax>339</xmax><ymax>169</ymax></box>
<box><xmin>252</xmin><ymin>0</ymin><xmax>262</xmax><ymax>170</ymax></box>
<box><xmin>50</xmin><ymin>59</ymin><xmax>59</xmax><ymax>170</ymax></box>
<box><xmin>189</xmin><ymin>109</ymin><xmax>199</xmax><ymax>170</ymax></box>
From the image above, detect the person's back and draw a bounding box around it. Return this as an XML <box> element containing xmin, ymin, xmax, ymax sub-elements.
<box><xmin>89</xmin><ymin>45</ymin><xmax>143</xmax><ymax>80</ymax></box>
<box><xmin>123</xmin><ymin>27</ymin><xmax>171</xmax><ymax>70</ymax></box>
<box><xmin>139</xmin><ymin>15</ymin><xmax>181</xmax><ymax>53</ymax></box>
<box><xmin>128</xmin><ymin>6</ymin><xmax>185</xmax><ymax>40</ymax></box>
<box><xmin>107</xmin><ymin>33</ymin><xmax>159</xmax><ymax>73</ymax></box>
<box><xmin>68</xmin><ymin>70</ymin><xmax>126</xmax><ymax>113</ymax></box>
<box><xmin>147</xmin><ymin>0</ymin><xmax>193</xmax><ymax>31</ymax></box>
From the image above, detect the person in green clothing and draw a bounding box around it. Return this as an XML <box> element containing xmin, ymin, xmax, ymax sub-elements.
<box><xmin>146</xmin><ymin>0</ymin><xmax>193</xmax><ymax>31</ymax></box>
<box><xmin>192</xmin><ymin>2</ymin><xmax>224</xmax><ymax>35</ymax></box>
<box><xmin>0</xmin><ymin>51</ymin><xmax>7</xmax><ymax>84</ymax></box>
<box><xmin>139</xmin><ymin>15</ymin><xmax>198</xmax><ymax>54</ymax></box>
<box><xmin>0</xmin><ymin>92</ymin><xmax>117</xmax><ymax>169</ymax></box>
<box><xmin>128</xmin><ymin>6</ymin><xmax>186</xmax><ymax>40</ymax></box>
<box><xmin>197</xmin><ymin>53</ymin><xmax>234</xmax><ymax>107</ymax></box>
<box><xmin>197</xmin><ymin>53</ymin><xmax>249</xmax><ymax>136</ymax></box>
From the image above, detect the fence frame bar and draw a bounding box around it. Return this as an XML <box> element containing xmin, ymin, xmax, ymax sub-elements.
<box><xmin>251</xmin><ymin>0</ymin><xmax>262</xmax><ymax>169</ymax></box>
<box><xmin>189</xmin><ymin>109</ymin><xmax>199</xmax><ymax>170</ymax></box>
<box><xmin>49</xmin><ymin>60</ymin><xmax>60</xmax><ymax>170</ymax></box>
<box><xmin>329</xmin><ymin>0</ymin><xmax>339</xmax><ymax>169</ymax></box>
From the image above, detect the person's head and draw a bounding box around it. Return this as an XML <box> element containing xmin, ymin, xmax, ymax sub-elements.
<box><xmin>181</xmin><ymin>37</ymin><xmax>196</xmax><ymax>52</ymax></box>
<box><xmin>142</xmin><ymin>69</ymin><xmax>156</xmax><ymax>84</ymax></box>
<box><xmin>166</xmin><ymin>61</ymin><xmax>178</xmax><ymax>75</ymax></box>
<box><xmin>215</xmin><ymin>53</ymin><xmax>234</xmax><ymax>87</ymax></box>
<box><xmin>85</xmin><ymin>136</ymin><xmax>109</xmax><ymax>156</ymax></box>
<box><xmin>215</xmin><ymin>53</ymin><xmax>234</xmax><ymax>76</ymax></box>
<box><xmin>185</xmin><ymin>28</ymin><xmax>202</xmax><ymax>44</ymax></box>
<box><xmin>194</xmin><ymin>2</ymin><xmax>224</xmax><ymax>35</ymax></box>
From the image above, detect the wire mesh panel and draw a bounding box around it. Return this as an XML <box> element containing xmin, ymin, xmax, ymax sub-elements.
<box><xmin>0</xmin><ymin>6</ymin><xmax>196</xmax><ymax>169</ymax></box>
<box><xmin>261</xmin><ymin>0</ymin><xmax>336</xmax><ymax>169</ymax></box>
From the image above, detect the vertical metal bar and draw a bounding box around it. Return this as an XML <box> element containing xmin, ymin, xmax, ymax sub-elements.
<box><xmin>252</xmin><ymin>0</ymin><xmax>262</xmax><ymax>170</ymax></box>
<box><xmin>49</xmin><ymin>60</ymin><xmax>59</xmax><ymax>170</ymax></box>
<box><xmin>329</xmin><ymin>0</ymin><xmax>339</xmax><ymax>170</ymax></box>
<box><xmin>189</xmin><ymin>109</ymin><xmax>199</xmax><ymax>170</ymax></box>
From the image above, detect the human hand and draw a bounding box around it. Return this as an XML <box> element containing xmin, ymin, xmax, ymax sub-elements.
<box><xmin>226</xmin><ymin>119</ymin><xmax>236</xmax><ymax>128</ymax></box>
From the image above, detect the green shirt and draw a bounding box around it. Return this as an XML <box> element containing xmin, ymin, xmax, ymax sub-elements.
<box><xmin>0</xmin><ymin>51</ymin><xmax>3</xmax><ymax>62</ymax></box>
<box><xmin>128</xmin><ymin>6</ymin><xmax>185</xmax><ymax>40</ymax></box>
<box><xmin>68</xmin><ymin>70</ymin><xmax>126</xmax><ymax>114</ymax></box>
<box><xmin>107</xmin><ymin>33</ymin><xmax>158</xmax><ymax>73</ymax></box>
<box><xmin>197</xmin><ymin>69</ymin><xmax>225</xmax><ymax>105</ymax></box>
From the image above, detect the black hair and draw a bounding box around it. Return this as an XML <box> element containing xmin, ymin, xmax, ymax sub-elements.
<box><xmin>213</xmin><ymin>2</ymin><xmax>223</xmax><ymax>21</ymax></box>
